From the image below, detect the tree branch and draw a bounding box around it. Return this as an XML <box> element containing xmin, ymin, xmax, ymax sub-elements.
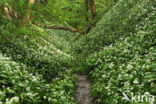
<box><xmin>35</xmin><ymin>23</ymin><xmax>85</xmax><ymax>34</ymax></box>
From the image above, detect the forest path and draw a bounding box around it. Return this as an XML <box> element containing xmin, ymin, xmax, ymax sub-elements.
<box><xmin>75</xmin><ymin>75</ymin><xmax>94</xmax><ymax>104</ymax></box>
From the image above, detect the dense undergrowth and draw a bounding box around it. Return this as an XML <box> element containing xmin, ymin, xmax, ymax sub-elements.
<box><xmin>0</xmin><ymin>0</ymin><xmax>155</xmax><ymax>104</ymax></box>
<box><xmin>73</xmin><ymin>0</ymin><xmax>154</xmax><ymax>56</ymax></box>
<box><xmin>72</xmin><ymin>0</ymin><xmax>156</xmax><ymax>104</ymax></box>
<box><xmin>0</xmin><ymin>53</ymin><xmax>77</xmax><ymax>104</ymax></box>
<box><xmin>0</xmin><ymin>23</ymin><xmax>74</xmax><ymax>81</ymax></box>
<box><xmin>88</xmin><ymin>11</ymin><xmax>156</xmax><ymax>103</ymax></box>
<box><xmin>0</xmin><ymin>19</ymin><xmax>77</xmax><ymax>103</ymax></box>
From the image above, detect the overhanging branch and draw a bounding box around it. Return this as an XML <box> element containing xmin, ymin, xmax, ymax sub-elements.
<box><xmin>35</xmin><ymin>23</ymin><xmax>85</xmax><ymax>34</ymax></box>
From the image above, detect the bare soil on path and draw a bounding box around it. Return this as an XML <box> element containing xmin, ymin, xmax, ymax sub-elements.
<box><xmin>75</xmin><ymin>75</ymin><xmax>94</xmax><ymax>104</ymax></box>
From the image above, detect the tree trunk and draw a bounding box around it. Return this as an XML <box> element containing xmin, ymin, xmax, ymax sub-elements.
<box><xmin>27</xmin><ymin>0</ymin><xmax>35</xmax><ymax>21</ymax></box>
<box><xmin>89</xmin><ymin>0</ymin><xmax>96</xmax><ymax>19</ymax></box>
<box><xmin>20</xmin><ymin>0</ymin><xmax>35</xmax><ymax>26</ymax></box>
<box><xmin>29</xmin><ymin>0</ymin><xmax>35</xmax><ymax>4</ymax></box>
<box><xmin>2</xmin><ymin>4</ymin><xmax>18</xmax><ymax>21</ymax></box>
<box><xmin>39</xmin><ymin>0</ymin><xmax>48</xmax><ymax>6</ymax></box>
<box><xmin>85</xmin><ymin>0</ymin><xmax>89</xmax><ymax>22</ymax></box>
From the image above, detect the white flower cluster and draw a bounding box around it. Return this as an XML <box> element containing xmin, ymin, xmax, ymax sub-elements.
<box><xmin>0</xmin><ymin>53</ymin><xmax>45</xmax><ymax>103</ymax></box>
<box><xmin>6</xmin><ymin>97</ymin><xmax>19</xmax><ymax>104</ymax></box>
<box><xmin>87</xmin><ymin>5</ymin><xmax>156</xmax><ymax>104</ymax></box>
<box><xmin>0</xmin><ymin>51</ymin><xmax>77</xmax><ymax>104</ymax></box>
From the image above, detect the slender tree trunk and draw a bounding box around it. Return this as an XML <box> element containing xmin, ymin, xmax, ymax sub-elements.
<box><xmin>6</xmin><ymin>6</ymin><xmax>17</xmax><ymax>19</ymax></box>
<box><xmin>40</xmin><ymin>0</ymin><xmax>48</xmax><ymax>6</ymax></box>
<box><xmin>2</xmin><ymin>4</ymin><xmax>18</xmax><ymax>21</ymax></box>
<box><xmin>85</xmin><ymin>0</ymin><xmax>89</xmax><ymax>22</ymax></box>
<box><xmin>27</xmin><ymin>0</ymin><xmax>35</xmax><ymax>21</ymax></box>
<box><xmin>20</xmin><ymin>0</ymin><xmax>35</xmax><ymax>26</ymax></box>
<box><xmin>89</xmin><ymin>0</ymin><xmax>96</xmax><ymax>19</ymax></box>
<box><xmin>0</xmin><ymin>6</ymin><xmax>4</xmax><ymax>14</ymax></box>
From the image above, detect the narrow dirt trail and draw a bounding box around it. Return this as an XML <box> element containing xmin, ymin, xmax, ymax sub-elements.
<box><xmin>75</xmin><ymin>75</ymin><xmax>94</xmax><ymax>104</ymax></box>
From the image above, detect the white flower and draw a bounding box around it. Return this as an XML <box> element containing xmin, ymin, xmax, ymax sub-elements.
<box><xmin>32</xmin><ymin>76</ymin><xmax>37</xmax><ymax>81</ymax></box>
<box><xmin>125</xmin><ymin>74</ymin><xmax>129</xmax><ymax>77</ymax></box>
<box><xmin>26</xmin><ymin>92</ymin><xmax>38</xmax><ymax>98</ymax></box>
<box><xmin>102</xmin><ymin>74</ymin><xmax>106</xmax><ymax>78</ymax></box>
<box><xmin>133</xmin><ymin>79</ymin><xmax>139</xmax><ymax>84</ymax></box>
<box><xmin>127</xmin><ymin>64</ymin><xmax>133</xmax><ymax>70</ymax></box>
<box><xmin>26</xmin><ymin>87</ymin><xmax>30</xmax><ymax>92</ymax></box>
<box><xmin>144</xmin><ymin>92</ymin><xmax>150</xmax><ymax>95</ymax></box>
<box><xmin>118</xmin><ymin>74</ymin><xmax>122</xmax><ymax>79</ymax></box>
<box><xmin>60</xmin><ymin>91</ymin><xmax>64</xmax><ymax>95</ymax></box>
<box><xmin>48</xmin><ymin>97</ymin><xmax>52</xmax><ymax>102</ymax></box>
<box><xmin>51</xmin><ymin>99</ymin><xmax>57</xmax><ymax>102</ymax></box>
<box><xmin>124</xmin><ymin>81</ymin><xmax>130</xmax><ymax>86</ymax></box>
<box><xmin>123</xmin><ymin>49</ymin><xmax>129</xmax><ymax>53</ymax></box>
<box><xmin>10</xmin><ymin>96</ymin><xmax>19</xmax><ymax>103</ymax></box>
<box><xmin>109</xmin><ymin>62</ymin><xmax>114</xmax><ymax>69</ymax></box>
<box><xmin>43</xmin><ymin>96</ymin><xmax>47</xmax><ymax>99</ymax></box>
<box><xmin>0</xmin><ymin>91</ymin><xmax>4</xmax><ymax>96</ymax></box>
<box><xmin>61</xmin><ymin>96</ymin><xmax>66</xmax><ymax>100</ymax></box>
<box><xmin>26</xmin><ymin>92</ymin><xmax>33</xmax><ymax>97</ymax></box>
<box><xmin>6</xmin><ymin>99</ymin><xmax>11</xmax><ymax>104</ymax></box>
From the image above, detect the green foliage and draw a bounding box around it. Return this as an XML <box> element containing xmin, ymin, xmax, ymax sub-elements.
<box><xmin>73</xmin><ymin>0</ymin><xmax>153</xmax><ymax>56</ymax></box>
<box><xmin>86</xmin><ymin>4</ymin><xmax>156</xmax><ymax>104</ymax></box>
<box><xmin>0</xmin><ymin>53</ymin><xmax>46</xmax><ymax>103</ymax></box>
<box><xmin>0</xmin><ymin>0</ymin><xmax>115</xmax><ymax>29</ymax></box>
<box><xmin>31</xmin><ymin>0</ymin><xmax>114</xmax><ymax>29</ymax></box>
<box><xmin>0</xmin><ymin>0</ymin><xmax>155</xmax><ymax>104</ymax></box>
<box><xmin>0</xmin><ymin>54</ymin><xmax>77</xmax><ymax>104</ymax></box>
<box><xmin>0</xmin><ymin>24</ymin><xmax>74</xmax><ymax>82</ymax></box>
<box><xmin>0</xmin><ymin>0</ymin><xmax>79</xmax><ymax>101</ymax></box>
<box><xmin>0</xmin><ymin>0</ymin><xmax>29</xmax><ymax>25</ymax></box>
<box><xmin>46</xmin><ymin>29</ymin><xmax>75</xmax><ymax>53</ymax></box>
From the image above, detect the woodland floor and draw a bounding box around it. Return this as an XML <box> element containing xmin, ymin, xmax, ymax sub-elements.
<box><xmin>75</xmin><ymin>75</ymin><xmax>94</xmax><ymax>104</ymax></box>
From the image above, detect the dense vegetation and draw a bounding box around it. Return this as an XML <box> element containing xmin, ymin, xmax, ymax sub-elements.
<box><xmin>88</xmin><ymin>10</ymin><xmax>156</xmax><ymax>104</ymax></box>
<box><xmin>0</xmin><ymin>24</ymin><xmax>77</xmax><ymax>103</ymax></box>
<box><xmin>0</xmin><ymin>0</ymin><xmax>155</xmax><ymax>104</ymax></box>
<box><xmin>73</xmin><ymin>0</ymin><xmax>156</xmax><ymax>103</ymax></box>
